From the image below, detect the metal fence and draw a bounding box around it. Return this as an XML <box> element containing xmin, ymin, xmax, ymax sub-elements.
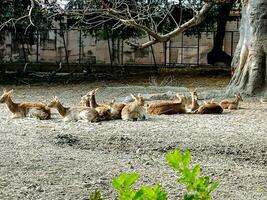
<box><xmin>0</xmin><ymin>29</ymin><xmax>239</xmax><ymax>68</ymax></box>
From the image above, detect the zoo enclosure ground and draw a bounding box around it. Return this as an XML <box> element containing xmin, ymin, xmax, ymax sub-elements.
<box><xmin>0</xmin><ymin>76</ymin><xmax>266</xmax><ymax>200</ymax></box>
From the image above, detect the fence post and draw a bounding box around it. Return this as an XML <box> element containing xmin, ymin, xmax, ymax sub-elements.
<box><xmin>79</xmin><ymin>29</ymin><xmax>82</xmax><ymax>64</ymax></box>
<box><xmin>148</xmin><ymin>35</ymin><xmax>157</xmax><ymax>70</ymax></box>
<box><xmin>197</xmin><ymin>32</ymin><xmax>200</xmax><ymax>65</ymax></box>
<box><xmin>181</xmin><ymin>32</ymin><xmax>184</xmax><ymax>64</ymax></box>
<box><xmin>231</xmin><ymin>31</ymin><xmax>234</xmax><ymax>57</ymax></box>
<box><xmin>36</xmin><ymin>30</ymin><xmax>39</xmax><ymax>63</ymax></box>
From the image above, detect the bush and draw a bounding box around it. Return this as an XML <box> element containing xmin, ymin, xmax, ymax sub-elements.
<box><xmin>89</xmin><ymin>149</ymin><xmax>219</xmax><ymax>200</ymax></box>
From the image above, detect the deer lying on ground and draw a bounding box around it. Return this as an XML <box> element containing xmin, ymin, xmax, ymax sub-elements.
<box><xmin>219</xmin><ymin>93</ymin><xmax>243</xmax><ymax>110</ymax></box>
<box><xmin>108</xmin><ymin>99</ymin><xmax>126</xmax><ymax>119</ymax></box>
<box><xmin>187</xmin><ymin>88</ymin><xmax>199</xmax><ymax>112</ymax></box>
<box><xmin>0</xmin><ymin>89</ymin><xmax>51</xmax><ymax>119</ymax></box>
<box><xmin>48</xmin><ymin>96</ymin><xmax>99</xmax><ymax>122</ymax></box>
<box><xmin>121</xmin><ymin>94</ymin><xmax>146</xmax><ymax>121</ymax></box>
<box><xmin>80</xmin><ymin>88</ymin><xmax>112</xmax><ymax>120</ymax></box>
<box><xmin>196</xmin><ymin>100</ymin><xmax>223</xmax><ymax>114</ymax></box>
<box><xmin>146</xmin><ymin>93</ymin><xmax>187</xmax><ymax>115</ymax></box>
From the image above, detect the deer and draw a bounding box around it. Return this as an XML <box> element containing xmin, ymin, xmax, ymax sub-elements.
<box><xmin>146</xmin><ymin>93</ymin><xmax>187</xmax><ymax>115</ymax></box>
<box><xmin>121</xmin><ymin>93</ymin><xmax>146</xmax><ymax>121</ymax></box>
<box><xmin>108</xmin><ymin>99</ymin><xmax>126</xmax><ymax>119</ymax></box>
<box><xmin>175</xmin><ymin>88</ymin><xmax>199</xmax><ymax>112</ymax></box>
<box><xmin>196</xmin><ymin>99</ymin><xmax>223</xmax><ymax>114</ymax></box>
<box><xmin>219</xmin><ymin>93</ymin><xmax>243</xmax><ymax>110</ymax></box>
<box><xmin>48</xmin><ymin>96</ymin><xmax>100</xmax><ymax>122</ymax></box>
<box><xmin>187</xmin><ymin>88</ymin><xmax>199</xmax><ymax>112</ymax></box>
<box><xmin>80</xmin><ymin>88</ymin><xmax>112</xmax><ymax>121</ymax></box>
<box><xmin>0</xmin><ymin>89</ymin><xmax>51</xmax><ymax>120</ymax></box>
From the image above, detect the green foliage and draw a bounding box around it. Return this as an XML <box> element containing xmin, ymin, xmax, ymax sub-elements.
<box><xmin>89</xmin><ymin>149</ymin><xmax>219</xmax><ymax>200</ymax></box>
<box><xmin>112</xmin><ymin>173</ymin><xmax>167</xmax><ymax>200</ymax></box>
<box><xmin>0</xmin><ymin>0</ymin><xmax>52</xmax><ymax>31</ymax></box>
<box><xmin>167</xmin><ymin>149</ymin><xmax>219</xmax><ymax>200</ymax></box>
<box><xmin>89</xmin><ymin>189</ymin><xmax>105</xmax><ymax>200</ymax></box>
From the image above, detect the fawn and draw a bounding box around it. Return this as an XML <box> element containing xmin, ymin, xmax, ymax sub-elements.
<box><xmin>48</xmin><ymin>96</ymin><xmax>99</xmax><ymax>122</ymax></box>
<box><xmin>121</xmin><ymin>94</ymin><xmax>146</xmax><ymax>121</ymax></box>
<box><xmin>80</xmin><ymin>88</ymin><xmax>112</xmax><ymax>120</ymax></box>
<box><xmin>0</xmin><ymin>89</ymin><xmax>51</xmax><ymax>119</ymax></box>
<box><xmin>146</xmin><ymin>93</ymin><xmax>186</xmax><ymax>115</ymax></box>
<box><xmin>196</xmin><ymin>100</ymin><xmax>223</xmax><ymax>114</ymax></box>
<box><xmin>219</xmin><ymin>93</ymin><xmax>243</xmax><ymax>110</ymax></box>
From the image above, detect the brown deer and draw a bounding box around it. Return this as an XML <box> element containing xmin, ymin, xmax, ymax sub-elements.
<box><xmin>48</xmin><ymin>96</ymin><xmax>99</xmax><ymax>122</ymax></box>
<box><xmin>0</xmin><ymin>89</ymin><xmax>51</xmax><ymax>119</ymax></box>
<box><xmin>187</xmin><ymin>88</ymin><xmax>199</xmax><ymax>112</ymax></box>
<box><xmin>146</xmin><ymin>93</ymin><xmax>186</xmax><ymax>115</ymax></box>
<box><xmin>80</xmin><ymin>88</ymin><xmax>112</xmax><ymax>121</ymax></box>
<box><xmin>108</xmin><ymin>99</ymin><xmax>126</xmax><ymax>119</ymax></box>
<box><xmin>196</xmin><ymin>100</ymin><xmax>223</xmax><ymax>114</ymax></box>
<box><xmin>121</xmin><ymin>94</ymin><xmax>146</xmax><ymax>121</ymax></box>
<box><xmin>219</xmin><ymin>93</ymin><xmax>243</xmax><ymax>110</ymax></box>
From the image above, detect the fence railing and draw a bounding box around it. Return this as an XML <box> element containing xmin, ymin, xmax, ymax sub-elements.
<box><xmin>0</xmin><ymin>29</ymin><xmax>239</xmax><ymax>68</ymax></box>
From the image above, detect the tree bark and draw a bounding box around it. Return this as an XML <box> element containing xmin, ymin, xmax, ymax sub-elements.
<box><xmin>207</xmin><ymin>0</ymin><xmax>236</xmax><ymax>66</ymax></box>
<box><xmin>226</xmin><ymin>0</ymin><xmax>267</xmax><ymax>95</ymax></box>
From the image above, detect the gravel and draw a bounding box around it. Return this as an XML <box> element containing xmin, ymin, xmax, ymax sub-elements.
<box><xmin>0</xmin><ymin>82</ymin><xmax>266</xmax><ymax>200</ymax></box>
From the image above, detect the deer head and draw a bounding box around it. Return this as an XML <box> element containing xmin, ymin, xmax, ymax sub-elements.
<box><xmin>0</xmin><ymin>89</ymin><xmax>13</xmax><ymax>103</ymax></box>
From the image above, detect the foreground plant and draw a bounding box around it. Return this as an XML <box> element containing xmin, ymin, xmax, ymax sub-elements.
<box><xmin>167</xmin><ymin>149</ymin><xmax>219</xmax><ymax>200</ymax></box>
<box><xmin>89</xmin><ymin>149</ymin><xmax>219</xmax><ymax>200</ymax></box>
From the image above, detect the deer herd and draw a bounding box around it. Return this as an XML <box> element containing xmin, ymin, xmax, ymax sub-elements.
<box><xmin>0</xmin><ymin>88</ymin><xmax>247</xmax><ymax>122</ymax></box>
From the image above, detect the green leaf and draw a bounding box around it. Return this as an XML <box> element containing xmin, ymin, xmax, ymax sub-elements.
<box><xmin>167</xmin><ymin>149</ymin><xmax>182</xmax><ymax>170</ymax></box>
<box><xmin>124</xmin><ymin>173</ymin><xmax>139</xmax><ymax>188</ymax></box>
<box><xmin>208</xmin><ymin>181</ymin><xmax>219</xmax><ymax>194</ymax></box>
<box><xmin>89</xmin><ymin>189</ymin><xmax>105</xmax><ymax>200</ymax></box>
<box><xmin>182</xmin><ymin>150</ymin><xmax>192</xmax><ymax>168</ymax></box>
<box><xmin>112</xmin><ymin>173</ymin><xmax>139</xmax><ymax>190</ymax></box>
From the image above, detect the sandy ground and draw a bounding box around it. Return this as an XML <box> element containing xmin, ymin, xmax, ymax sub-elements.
<box><xmin>0</xmin><ymin>79</ymin><xmax>266</xmax><ymax>200</ymax></box>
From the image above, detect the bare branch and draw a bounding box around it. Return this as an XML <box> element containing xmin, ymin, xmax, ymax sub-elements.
<box><xmin>112</xmin><ymin>1</ymin><xmax>215</xmax><ymax>49</ymax></box>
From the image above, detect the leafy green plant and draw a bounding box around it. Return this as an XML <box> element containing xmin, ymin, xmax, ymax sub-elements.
<box><xmin>89</xmin><ymin>149</ymin><xmax>219</xmax><ymax>200</ymax></box>
<box><xmin>167</xmin><ymin>149</ymin><xmax>219</xmax><ymax>200</ymax></box>
<box><xmin>112</xmin><ymin>173</ymin><xmax>167</xmax><ymax>200</ymax></box>
<box><xmin>89</xmin><ymin>189</ymin><xmax>105</xmax><ymax>200</ymax></box>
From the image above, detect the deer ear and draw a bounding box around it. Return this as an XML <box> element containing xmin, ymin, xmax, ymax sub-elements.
<box><xmin>194</xmin><ymin>88</ymin><xmax>197</xmax><ymax>92</ymax></box>
<box><xmin>137</xmin><ymin>93</ymin><xmax>142</xmax><ymax>98</ymax></box>
<box><xmin>95</xmin><ymin>88</ymin><xmax>99</xmax><ymax>92</ymax></box>
<box><xmin>7</xmin><ymin>89</ymin><xmax>13</xmax><ymax>95</ymax></box>
<box><xmin>130</xmin><ymin>94</ymin><xmax>137</xmax><ymax>100</ymax></box>
<box><xmin>3</xmin><ymin>88</ymin><xmax>7</xmax><ymax>93</ymax></box>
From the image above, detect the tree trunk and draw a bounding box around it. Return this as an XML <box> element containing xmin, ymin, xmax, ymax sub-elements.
<box><xmin>207</xmin><ymin>0</ymin><xmax>236</xmax><ymax>66</ymax></box>
<box><xmin>226</xmin><ymin>0</ymin><xmax>267</xmax><ymax>95</ymax></box>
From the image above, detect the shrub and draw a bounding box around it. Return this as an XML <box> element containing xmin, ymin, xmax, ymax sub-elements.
<box><xmin>89</xmin><ymin>149</ymin><xmax>219</xmax><ymax>200</ymax></box>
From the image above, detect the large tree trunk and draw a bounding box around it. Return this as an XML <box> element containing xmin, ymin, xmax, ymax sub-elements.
<box><xmin>226</xmin><ymin>0</ymin><xmax>267</xmax><ymax>95</ymax></box>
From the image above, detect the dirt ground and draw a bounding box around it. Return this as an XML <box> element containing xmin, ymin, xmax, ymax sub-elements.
<box><xmin>0</xmin><ymin>77</ymin><xmax>266</xmax><ymax>200</ymax></box>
